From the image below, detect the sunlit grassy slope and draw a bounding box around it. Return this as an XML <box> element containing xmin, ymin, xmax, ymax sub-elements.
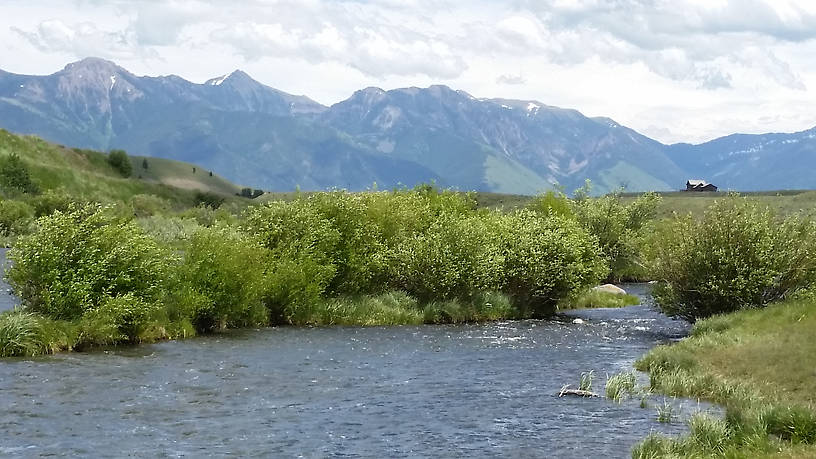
<box><xmin>0</xmin><ymin>129</ymin><xmax>244</xmax><ymax>206</ymax></box>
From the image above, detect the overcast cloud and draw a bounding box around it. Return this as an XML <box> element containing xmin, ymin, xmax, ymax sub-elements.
<box><xmin>2</xmin><ymin>0</ymin><xmax>816</xmax><ymax>143</ymax></box>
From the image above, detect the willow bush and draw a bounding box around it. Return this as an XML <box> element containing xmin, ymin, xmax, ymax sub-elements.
<box><xmin>526</xmin><ymin>184</ymin><xmax>660</xmax><ymax>281</ymax></box>
<box><xmin>245</xmin><ymin>188</ymin><xmax>606</xmax><ymax>317</ymax></box>
<box><xmin>648</xmin><ymin>195</ymin><xmax>816</xmax><ymax>321</ymax></box>
<box><xmin>179</xmin><ymin>225</ymin><xmax>269</xmax><ymax>330</ymax></box>
<box><xmin>8</xmin><ymin>204</ymin><xmax>176</xmax><ymax>321</ymax></box>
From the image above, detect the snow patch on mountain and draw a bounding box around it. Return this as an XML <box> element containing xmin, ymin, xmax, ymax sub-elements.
<box><xmin>208</xmin><ymin>75</ymin><xmax>228</xmax><ymax>86</ymax></box>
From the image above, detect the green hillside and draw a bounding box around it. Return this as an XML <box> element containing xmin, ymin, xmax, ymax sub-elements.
<box><xmin>0</xmin><ymin>129</ymin><xmax>244</xmax><ymax>206</ymax></box>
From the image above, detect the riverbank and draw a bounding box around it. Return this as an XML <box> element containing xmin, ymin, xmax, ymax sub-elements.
<box><xmin>632</xmin><ymin>293</ymin><xmax>816</xmax><ymax>457</ymax></box>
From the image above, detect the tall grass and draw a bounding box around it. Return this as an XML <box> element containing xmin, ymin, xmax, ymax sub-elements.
<box><xmin>606</xmin><ymin>371</ymin><xmax>638</xmax><ymax>403</ymax></box>
<box><xmin>561</xmin><ymin>290</ymin><xmax>640</xmax><ymax>310</ymax></box>
<box><xmin>0</xmin><ymin>310</ymin><xmax>76</xmax><ymax>357</ymax></box>
<box><xmin>579</xmin><ymin>370</ymin><xmax>595</xmax><ymax>392</ymax></box>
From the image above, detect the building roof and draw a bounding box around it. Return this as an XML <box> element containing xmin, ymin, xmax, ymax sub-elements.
<box><xmin>687</xmin><ymin>179</ymin><xmax>709</xmax><ymax>187</ymax></box>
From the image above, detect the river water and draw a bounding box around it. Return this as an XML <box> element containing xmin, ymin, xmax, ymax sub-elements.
<box><xmin>0</xmin><ymin>279</ymin><xmax>703</xmax><ymax>458</ymax></box>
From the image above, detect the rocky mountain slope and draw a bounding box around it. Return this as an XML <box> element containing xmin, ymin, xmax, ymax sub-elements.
<box><xmin>0</xmin><ymin>58</ymin><xmax>813</xmax><ymax>194</ymax></box>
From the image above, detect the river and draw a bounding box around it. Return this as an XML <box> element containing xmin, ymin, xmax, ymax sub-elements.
<box><xmin>1</xmin><ymin>278</ymin><xmax>707</xmax><ymax>458</ymax></box>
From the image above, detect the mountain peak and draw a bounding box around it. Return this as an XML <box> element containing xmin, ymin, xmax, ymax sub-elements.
<box><xmin>204</xmin><ymin>69</ymin><xmax>261</xmax><ymax>89</ymax></box>
<box><xmin>63</xmin><ymin>57</ymin><xmax>122</xmax><ymax>74</ymax></box>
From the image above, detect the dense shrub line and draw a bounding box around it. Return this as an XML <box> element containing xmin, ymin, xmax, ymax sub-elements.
<box><xmin>4</xmin><ymin>185</ymin><xmax>814</xmax><ymax>357</ymax></box>
<box><xmin>1</xmin><ymin>188</ymin><xmax>609</xmax><ymax>356</ymax></box>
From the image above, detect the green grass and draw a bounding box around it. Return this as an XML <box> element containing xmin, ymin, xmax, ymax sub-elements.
<box><xmin>561</xmin><ymin>289</ymin><xmax>641</xmax><ymax>310</ymax></box>
<box><xmin>0</xmin><ymin>310</ymin><xmax>77</xmax><ymax>357</ymax></box>
<box><xmin>0</xmin><ymin>129</ymin><xmax>247</xmax><ymax>208</ymax></box>
<box><xmin>298</xmin><ymin>291</ymin><xmax>424</xmax><ymax>326</ymax></box>
<box><xmin>470</xmin><ymin>189</ymin><xmax>816</xmax><ymax>217</ymax></box>
<box><xmin>656</xmin><ymin>399</ymin><xmax>675</xmax><ymax>424</ymax></box>
<box><xmin>606</xmin><ymin>371</ymin><xmax>638</xmax><ymax>403</ymax></box>
<box><xmin>132</xmin><ymin>155</ymin><xmax>243</xmax><ymax>196</ymax></box>
<box><xmin>621</xmin><ymin>190</ymin><xmax>816</xmax><ymax>219</ymax></box>
<box><xmin>579</xmin><ymin>370</ymin><xmax>595</xmax><ymax>391</ymax></box>
<box><xmin>632</xmin><ymin>295</ymin><xmax>816</xmax><ymax>457</ymax></box>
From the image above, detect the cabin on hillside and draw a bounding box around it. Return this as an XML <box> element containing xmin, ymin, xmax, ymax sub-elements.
<box><xmin>685</xmin><ymin>179</ymin><xmax>718</xmax><ymax>192</ymax></box>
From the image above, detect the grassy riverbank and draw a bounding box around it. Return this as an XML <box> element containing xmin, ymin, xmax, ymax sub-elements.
<box><xmin>632</xmin><ymin>294</ymin><xmax>816</xmax><ymax>458</ymax></box>
<box><xmin>560</xmin><ymin>289</ymin><xmax>640</xmax><ymax>310</ymax></box>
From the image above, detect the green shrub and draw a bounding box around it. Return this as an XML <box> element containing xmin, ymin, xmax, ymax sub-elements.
<box><xmin>388</xmin><ymin>213</ymin><xmax>502</xmax><ymax>301</ymax></box>
<box><xmin>303</xmin><ymin>192</ymin><xmax>389</xmax><ymax>294</ymax></box>
<box><xmin>0</xmin><ymin>199</ymin><xmax>34</xmax><ymax>236</ymax></box>
<box><xmin>649</xmin><ymin>196</ymin><xmax>816</xmax><ymax>321</ymax></box>
<box><xmin>500</xmin><ymin>210</ymin><xmax>607</xmax><ymax>315</ymax></box>
<box><xmin>28</xmin><ymin>188</ymin><xmax>79</xmax><ymax>217</ymax></box>
<box><xmin>263</xmin><ymin>256</ymin><xmax>336</xmax><ymax>325</ymax></box>
<box><xmin>8</xmin><ymin>204</ymin><xmax>176</xmax><ymax>320</ymax></box>
<box><xmin>180</xmin><ymin>204</ymin><xmax>236</xmax><ymax>228</ymax></box>
<box><xmin>77</xmin><ymin>294</ymin><xmax>160</xmax><ymax>345</ymax></box>
<box><xmin>194</xmin><ymin>191</ymin><xmax>224</xmax><ymax>209</ymax></box>
<box><xmin>570</xmin><ymin>183</ymin><xmax>659</xmax><ymax>280</ymax></box>
<box><xmin>137</xmin><ymin>215</ymin><xmax>200</xmax><ymax>246</ymax></box>
<box><xmin>107</xmin><ymin>149</ymin><xmax>132</xmax><ymax>177</ymax></box>
<box><xmin>246</xmin><ymin>189</ymin><xmax>605</xmax><ymax>318</ymax></box>
<box><xmin>180</xmin><ymin>225</ymin><xmax>269</xmax><ymax>331</ymax></box>
<box><xmin>0</xmin><ymin>152</ymin><xmax>38</xmax><ymax>194</ymax></box>
<box><xmin>129</xmin><ymin>194</ymin><xmax>171</xmax><ymax>217</ymax></box>
<box><xmin>527</xmin><ymin>190</ymin><xmax>574</xmax><ymax>219</ymax></box>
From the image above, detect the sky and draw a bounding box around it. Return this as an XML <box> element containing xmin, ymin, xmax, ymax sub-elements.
<box><xmin>2</xmin><ymin>0</ymin><xmax>816</xmax><ymax>144</ymax></box>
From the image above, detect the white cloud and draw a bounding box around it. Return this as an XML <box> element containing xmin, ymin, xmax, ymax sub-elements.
<box><xmin>2</xmin><ymin>0</ymin><xmax>816</xmax><ymax>142</ymax></box>
<box><xmin>12</xmin><ymin>19</ymin><xmax>156</xmax><ymax>59</ymax></box>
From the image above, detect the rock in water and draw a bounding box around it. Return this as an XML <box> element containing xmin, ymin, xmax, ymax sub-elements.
<box><xmin>593</xmin><ymin>284</ymin><xmax>627</xmax><ymax>295</ymax></box>
<box><xmin>572</xmin><ymin>318</ymin><xmax>584</xmax><ymax>324</ymax></box>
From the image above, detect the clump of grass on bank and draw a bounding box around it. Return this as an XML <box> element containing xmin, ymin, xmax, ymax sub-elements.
<box><xmin>561</xmin><ymin>289</ymin><xmax>640</xmax><ymax>310</ymax></box>
<box><xmin>0</xmin><ymin>310</ymin><xmax>77</xmax><ymax>357</ymax></box>
<box><xmin>632</xmin><ymin>297</ymin><xmax>816</xmax><ymax>457</ymax></box>
<box><xmin>606</xmin><ymin>371</ymin><xmax>638</xmax><ymax>403</ymax></box>
<box><xmin>303</xmin><ymin>291</ymin><xmax>424</xmax><ymax>326</ymax></box>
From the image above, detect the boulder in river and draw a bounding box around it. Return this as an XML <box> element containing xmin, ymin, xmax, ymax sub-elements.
<box><xmin>592</xmin><ymin>284</ymin><xmax>627</xmax><ymax>295</ymax></box>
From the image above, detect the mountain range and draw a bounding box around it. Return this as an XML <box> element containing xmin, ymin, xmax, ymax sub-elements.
<box><xmin>0</xmin><ymin>57</ymin><xmax>813</xmax><ymax>194</ymax></box>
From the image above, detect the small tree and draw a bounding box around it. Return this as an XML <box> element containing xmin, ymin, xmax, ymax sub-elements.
<box><xmin>142</xmin><ymin>158</ymin><xmax>149</xmax><ymax>170</ymax></box>
<box><xmin>108</xmin><ymin>150</ymin><xmax>132</xmax><ymax>177</ymax></box>
<box><xmin>0</xmin><ymin>152</ymin><xmax>38</xmax><ymax>194</ymax></box>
